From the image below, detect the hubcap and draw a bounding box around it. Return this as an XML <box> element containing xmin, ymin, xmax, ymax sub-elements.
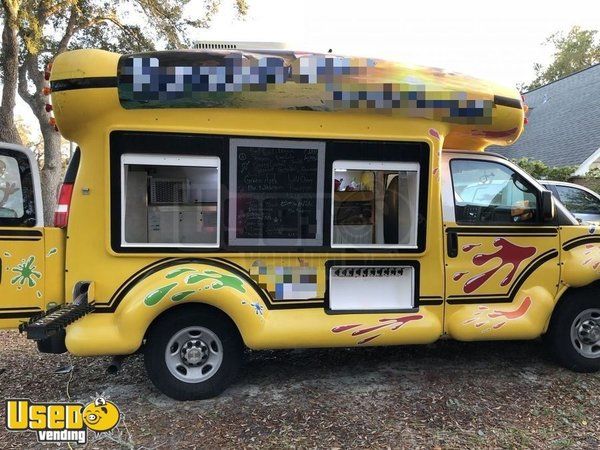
<box><xmin>570</xmin><ymin>309</ymin><xmax>600</xmax><ymax>359</ymax></box>
<box><xmin>165</xmin><ymin>326</ymin><xmax>223</xmax><ymax>383</ymax></box>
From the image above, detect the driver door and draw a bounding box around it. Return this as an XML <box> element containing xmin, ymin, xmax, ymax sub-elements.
<box><xmin>0</xmin><ymin>144</ymin><xmax>46</xmax><ymax>328</ymax></box>
<box><xmin>441</xmin><ymin>153</ymin><xmax>560</xmax><ymax>340</ymax></box>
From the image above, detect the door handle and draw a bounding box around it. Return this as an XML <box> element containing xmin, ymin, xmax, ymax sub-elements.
<box><xmin>447</xmin><ymin>231</ymin><xmax>458</xmax><ymax>258</ymax></box>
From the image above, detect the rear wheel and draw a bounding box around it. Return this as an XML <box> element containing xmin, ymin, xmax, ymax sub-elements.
<box><xmin>144</xmin><ymin>307</ymin><xmax>243</xmax><ymax>400</ymax></box>
<box><xmin>547</xmin><ymin>293</ymin><xmax>600</xmax><ymax>373</ymax></box>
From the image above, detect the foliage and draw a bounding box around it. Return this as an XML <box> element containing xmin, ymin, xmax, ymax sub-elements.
<box><xmin>524</xmin><ymin>26</ymin><xmax>600</xmax><ymax>91</ymax></box>
<box><xmin>512</xmin><ymin>157</ymin><xmax>577</xmax><ymax>181</ymax></box>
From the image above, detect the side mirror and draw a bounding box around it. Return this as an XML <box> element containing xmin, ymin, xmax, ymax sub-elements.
<box><xmin>541</xmin><ymin>189</ymin><xmax>555</xmax><ymax>221</ymax></box>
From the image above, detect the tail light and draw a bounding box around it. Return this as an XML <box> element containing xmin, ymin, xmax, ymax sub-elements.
<box><xmin>54</xmin><ymin>183</ymin><xmax>74</xmax><ymax>228</ymax></box>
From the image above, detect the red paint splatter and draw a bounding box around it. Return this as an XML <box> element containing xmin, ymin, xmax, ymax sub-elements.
<box><xmin>462</xmin><ymin>243</ymin><xmax>481</xmax><ymax>252</ymax></box>
<box><xmin>433</xmin><ymin>168</ymin><xmax>439</xmax><ymax>176</ymax></box>
<box><xmin>471</xmin><ymin>127</ymin><xmax>518</xmax><ymax>139</ymax></box>
<box><xmin>475</xmin><ymin>322</ymin><xmax>486</xmax><ymax>327</ymax></box>
<box><xmin>429</xmin><ymin>128</ymin><xmax>440</xmax><ymax>140</ymax></box>
<box><xmin>493</xmin><ymin>321</ymin><xmax>507</xmax><ymax>329</ymax></box>
<box><xmin>332</xmin><ymin>324</ymin><xmax>361</xmax><ymax>333</ymax></box>
<box><xmin>488</xmin><ymin>296</ymin><xmax>532</xmax><ymax>320</ymax></box>
<box><xmin>332</xmin><ymin>315</ymin><xmax>423</xmax><ymax>344</ymax></box>
<box><xmin>478</xmin><ymin>306</ymin><xmax>489</xmax><ymax>310</ymax></box>
<box><xmin>357</xmin><ymin>335</ymin><xmax>380</xmax><ymax>345</ymax></box>
<box><xmin>453</xmin><ymin>271</ymin><xmax>468</xmax><ymax>281</ymax></box>
<box><xmin>594</xmin><ymin>262</ymin><xmax>599</xmax><ymax>270</ymax></box>
<box><xmin>351</xmin><ymin>315</ymin><xmax>423</xmax><ymax>336</ymax></box>
<box><xmin>463</xmin><ymin>238</ymin><xmax>536</xmax><ymax>293</ymax></box>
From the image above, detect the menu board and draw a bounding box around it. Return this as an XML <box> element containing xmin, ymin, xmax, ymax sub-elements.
<box><xmin>233</xmin><ymin>145</ymin><xmax>321</xmax><ymax>241</ymax></box>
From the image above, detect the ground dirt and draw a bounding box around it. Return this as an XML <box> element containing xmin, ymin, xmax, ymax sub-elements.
<box><xmin>0</xmin><ymin>330</ymin><xmax>599</xmax><ymax>449</ymax></box>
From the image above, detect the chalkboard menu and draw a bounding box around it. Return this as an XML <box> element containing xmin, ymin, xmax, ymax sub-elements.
<box><xmin>230</xmin><ymin>140</ymin><xmax>324</xmax><ymax>245</ymax></box>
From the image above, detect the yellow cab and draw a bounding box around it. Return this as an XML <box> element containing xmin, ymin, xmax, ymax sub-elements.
<box><xmin>1</xmin><ymin>43</ymin><xmax>599</xmax><ymax>400</ymax></box>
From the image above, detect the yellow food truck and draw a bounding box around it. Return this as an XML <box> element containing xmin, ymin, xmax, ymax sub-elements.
<box><xmin>1</xmin><ymin>46</ymin><xmax>599</xmax><ymax>400</ymax></box>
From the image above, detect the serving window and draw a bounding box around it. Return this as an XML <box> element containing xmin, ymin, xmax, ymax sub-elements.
<box><xmin>121</xmin><ymin>154</ymin><xmax>220</xmax><ymax>247</ymax></box>
<box><xmin>228</xmin><ymin>138</ymin><xmax>325</xmax><ymax>246</ymax></box>
<box><xmin>331</xmin><ymin>161</ymin><xmax>420</xmax><ymax>248</ymax></box>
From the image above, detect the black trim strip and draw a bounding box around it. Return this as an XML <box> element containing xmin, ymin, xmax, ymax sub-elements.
<box><xmin>445</xmin><ymin>226</ymin><xmax>558</xmax><ymax>236</ymax></box>
<box><xmin>0</xmin><ymin>229</ymin><xmax>42</xmax><ymax>236</ymax></box>
<box><xmin>446</xmin><ymin>249</ymin><xmax>559</xmax><ymax>304</ymax></box>
<box><xmin>0</xmin><ymin>238</ymin><xmax>42</xmax><ymax>242</ymax></box>
<box><xmin>0</xmin><ymin>311</ymin><xmax>40</xmax><ymax>319</ymax></box>
<box><xmin>563</xmin><ymin>236</ymin><xmax>600</xmax><ymax>251</ymax></box>
<box><xmin>51</xmin><ymin>77</ymin><xmax>118</xmax><ymax>92</ymax></box>
<box><xmin>420</xmin><ymin>297</ymin><xmax>444</xmax><ymax>306</ymax></box>
<box><xmin>493</xmin><ymin>95</ymin><xmax>522</xmax><ymax>109</ymax></box>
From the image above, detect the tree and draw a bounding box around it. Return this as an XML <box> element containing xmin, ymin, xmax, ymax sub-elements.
<box><xmin>525</xmin><ymin>26</ymin><xmax>600</xmax><ymax>91</ymax></box>
<box><xmin>512</xmin><ymin>157</ymin><xmax>577</xmax><ymax>181</ymax></box>
<box><xmin>0</xmin><ymin>1</ymin><xmax>22</xmax><ymax>145</ymax></box>
<box><xmin>2</xmin><ymin>0</ymin><xmax>248</xmax><ymax>224</ymax></box>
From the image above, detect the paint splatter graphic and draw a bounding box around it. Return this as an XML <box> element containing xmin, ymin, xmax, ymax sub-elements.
<box><xmin>10</xmin><ymin>256</ymin><xmax>42</xmax><ymax>288</ymax></box>
<box><xmin>144</xmin><ymin>268</ymin><xmax>247</xmax><ymax>307</ymax></box>
<box><xmin>463</xmin><ymin>238</ymin><xmax>536</xmax><ymax>294</ymax></box>
<box><xmin>184</xmin><ymin>271</ymin><xmax>246</xmax><ymax>293</ymax></box>
<box><xmin>453</xmin><ymin>271</ymin><xmax>468</xmax><ymax>281</ymax></box>
<box><xmin>582</xmin><ymin>244</ymin><xmax>600</xmax><ymax>273</ymax></box>
<box><xmin>463</xmin><ymin>296</ymin><xmax>532</xmax><ymax>332</ymax></box>
<box><xmin>332</xmin><ymin>315</ymin><xmax>423</xmax><ymax>345</ymax></box>
<box><xmin>241</xmin><ymin>300</ymin><xmax>265</xmax><ymax>317</ymax></box>
<box><xmin>46</xmin><ymin>248</ymin><xmax>58</xmax><ymax>257</ymax></box>
<box><xmin>462</xmin><ymin>243</ymin><xmax>481</xmax><ymax>252</ymax></box>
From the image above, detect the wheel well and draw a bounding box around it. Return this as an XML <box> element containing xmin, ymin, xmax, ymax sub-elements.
<box><xmin>546</xmin><ymin>280</ymin><xmax>600</xmax><ymax>333</ymax></box>
<box><xmin>143</xmin><ymin>303</ymin><xmax>242</xmax><ymax>344</ymax></box>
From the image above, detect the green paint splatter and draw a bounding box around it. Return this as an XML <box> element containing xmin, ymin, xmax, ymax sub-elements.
<box><xmin>144</xmin><ymin>283</ymin><xmax>178</xmax><ymax>306</ymax></box>
<box><xmin>36</xmin><ymin>290</ymin><xmax>42</xmax><ymax>299</ymax></box>
<box><xmin>3</xmin><ymin>251</ymin><xmax>11</xmax><ymax>258</ymax></box>
<box><xmin>47</xmin><ymin>248</ymin><xmax>58</xmax><ymax>257</ymax></box>
<box><xmin>171</xmin><ymin>290</ymin><xmax>195</xmax><ymax>302</ymax></box>
<box><xmin>165</xmin><ymin>268</ymin><xmax>194</xmax><ymax>279</ymax></box>
<box><xmin>11</xmin><ymin>256</ymin><xmax>42</xmax><ymax>288</ymax></box>
<box><xmin>184</xmin><ymin>271</ymin><xmax>245</xmax><ymax>293</ymax></box>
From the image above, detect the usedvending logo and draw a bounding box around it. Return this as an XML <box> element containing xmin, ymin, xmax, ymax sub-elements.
<box><xmin>5</xmin><ymin>397</ymin><xmax>120</xmax><ymax>444</ymax></box>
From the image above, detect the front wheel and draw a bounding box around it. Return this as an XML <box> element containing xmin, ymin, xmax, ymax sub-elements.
<box><xmin>144</xmin><ymin>306</ymin><xmax>243</xmax><ymax>400</ymax></box>
<box><xmin>547</xmin><ymin>294</ymin><xmax>600</xmax><ymax>373</ymax></box>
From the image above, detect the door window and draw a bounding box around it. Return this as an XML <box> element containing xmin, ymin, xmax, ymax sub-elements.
<box><xmin>450</xmin><ymin>159</ymin><xmax>539</xmax><ymax>224</ymax></box>
<box><xmin>0</xmin><ymin>152</ymin><xmax>36</xmax><ymax>226</ymax></box>
<box><xmin>555</xmin><ymin>185</ymin><xmax>600</xmax><ymax>215</ymax></box>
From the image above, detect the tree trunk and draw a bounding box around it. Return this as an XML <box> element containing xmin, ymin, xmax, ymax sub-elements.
<box><xmin>0</xmin><ymin>1</ymin><xmax>23</xmax><ymax>145</ymax></box>
<box><xmin>18</xmin><ymin>54</ymin><xmax>63</xmax><ymax>225</ymax></box>
<box><xmin>39</xmin><ymin>122</ymin><xmax>62</xmax><ymax>225</ymax></box>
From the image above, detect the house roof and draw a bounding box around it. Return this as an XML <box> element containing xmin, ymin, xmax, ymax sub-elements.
<box><xmin>489</xmin><ymin>63</ymin><xmax>600</xmax><ymax>168</ymax></box>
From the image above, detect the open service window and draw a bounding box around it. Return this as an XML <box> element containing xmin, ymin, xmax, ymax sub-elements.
<box><xmin>331</xmin><ymin>160</ymin><xmax>420</xmax><ymax>248</ymax></box>
<box><xmin>121</xmin><ymin>154</ymin><xmax>220</xmax><ymax>248</ymax></box>
<box><xmin>229</xmin><ymin>138</ymin><xmax>325</xmax><ymax>246</ymax></box>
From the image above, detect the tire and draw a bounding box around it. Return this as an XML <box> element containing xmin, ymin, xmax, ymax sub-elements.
<box><xmin>546</xmin><ymin>291</ymin><xmax>600</xmax><ymax>373</ymax></box>
<box><xmin>144</xmin><ymin>306</ymin><xmax>243</xmax><ymax>400</ymax></box>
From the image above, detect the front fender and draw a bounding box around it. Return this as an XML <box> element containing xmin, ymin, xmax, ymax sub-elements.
<box><xmin>66</xmin><ymin>261</ymin><xmax>269</xmax><ymax>356</ymax></box>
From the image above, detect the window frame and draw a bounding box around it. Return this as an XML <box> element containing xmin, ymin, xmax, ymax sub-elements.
<box><xmin>449</xmin><ymin>157</ymin><xmax>544</xmax><ymax>226</ymax></box>
<box><xmin>330</xmin><ymin>160</ymin><xmax>420</xmax><ymax>249</ymax></box>
<box><xmin>120</xmin><ymin>153</ymin><xmax>221</xmax><ymax>248</ymax></box>
<box><xmin>228</xmin><ymin>138</ymin><xmax>325</xmax><ymax>247</ymax></box>
<box><xmin>0</xmin><ymin>147</ymin><xmax>40</xmax><ymax>228</ymax></box>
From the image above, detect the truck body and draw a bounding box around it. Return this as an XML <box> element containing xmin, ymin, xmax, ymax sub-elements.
<box><xmin>1</xmin><ymin>48</ymin><xmax>599</xmax><ymax>400</ymax></box>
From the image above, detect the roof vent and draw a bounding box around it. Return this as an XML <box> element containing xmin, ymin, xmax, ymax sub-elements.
<box><xmin>193</xmin><ymin>41</ymin><xmax>288</xmax><ymax>51</ymax></box>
